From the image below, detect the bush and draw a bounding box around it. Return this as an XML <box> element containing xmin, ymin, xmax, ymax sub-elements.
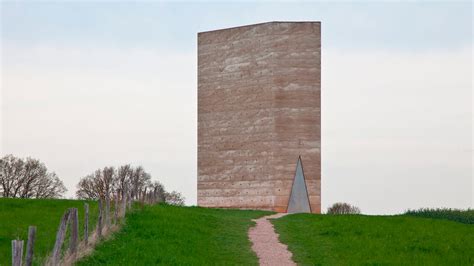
<box><xmin>405</xmin><ymin>208</ymin><xmax>474</xmax><ymax>224</ymax></box>
<box><xmin>327</xmin><ymin>202</ymin><xmax>361</xmax><ymax>214</ymax></box>
<box><xmin>164</xmin><ymin>191</ymin><xmax>185</xmax><ymax>206</ymax></box>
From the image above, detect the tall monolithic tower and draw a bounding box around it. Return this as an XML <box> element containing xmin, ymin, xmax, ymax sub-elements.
<box><xmin>198</xmin><ymin>22</ymin><xmax>321</xmax><ymax>213</ymax></box>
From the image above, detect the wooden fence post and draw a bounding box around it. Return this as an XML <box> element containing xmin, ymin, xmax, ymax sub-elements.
<box><xmin>11</xmin><ymin>240</ymin><xmax>23</xmax><ymax>266</ymax></box>
<box><xmin>84</xmin><ymin>203</ymin><xmax>89</xmax><ymax>245</ymax></box>
<box><xmin>25</xmin><ymin>226</ymin><xmax>36</xmax><ymax>266</ymax></box>
<box><xmin>97</xmin><ymin>199</ymin><xmax>103</xmax><ymax>238</ymax></box>
<box><xmin>69</xmin><ymin>208</ymin><xmax>79</xmax><ymax>255</ymax></box>
<box><xmin>52</xmin><ymin>209</ymin><xmax>70</xmax><ymax>265</ymax></box>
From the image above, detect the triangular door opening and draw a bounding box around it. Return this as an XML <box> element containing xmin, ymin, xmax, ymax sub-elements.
<box><xmin>287</xmin><ymin>156</ymin><xmax>311</xmax><ymax>213</ymax></box>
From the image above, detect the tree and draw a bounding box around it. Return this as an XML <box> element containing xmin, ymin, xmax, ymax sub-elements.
<box><xmin>102</xmin><ymin>166</ymin><xmax>115</xmax><ymax>199</ymax></box>
<box><xmin>76</xmin><ymin>165</ymin><xmax>152</xmax><ymax>201</ymax></box>
<box><xmin>75</xmin><ymin>164</ymin><xmax>182</xmax><ymax>206</ymax></box>
<box><xmin>0</xmin><ymin>155</ymin><xmax>24</xmax><ymax>198</ymax></box>
<box><xmin>75</xmin><ymin>173</ymin><xmax>100</xmax><ymax>200</ymax></box>
<box><xmin>34</xmin><ymin>172</ymin><xmax>66</xmax><ymax>198</ymax></box>
<box><xmin>130</xmin><ymin>166</ymin><xmax>151</xmax><ymax>200</ymax></box>
<box><xmin>0</xmin><ymin>154</ymin><xmax>66</xmax><ymax>199</ymax></box>
<box><xmin>150</xmin><ymin>181</ymin><xmax>166</xmax><ymax>202</ymax></box>
<box><xmin>115</xmin><ymin>164</ymin><xmax>133</xmax><ymax>197</ymax></box>
<box><xmin>76</xmin><ymin>168</ymin><xmax>115</xmax><ymax>200</ymax></box>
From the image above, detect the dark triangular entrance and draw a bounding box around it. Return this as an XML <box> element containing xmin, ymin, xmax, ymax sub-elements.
<box><xmin>287</xmin><ymin>156</ymin><xmax>311</xmax><ymax>213</ymax></box>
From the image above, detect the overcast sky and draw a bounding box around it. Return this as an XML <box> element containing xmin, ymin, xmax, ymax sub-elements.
<box><xmin>1</xmin><ymin>1</ymin><xmax>472</xmax><ymax>214</ymax></box>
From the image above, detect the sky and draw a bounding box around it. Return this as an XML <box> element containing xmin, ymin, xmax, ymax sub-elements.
<box><xmin>1</xmin><ymin>1</ymin><xmax>472</xmax><ymax>214</ymax></box>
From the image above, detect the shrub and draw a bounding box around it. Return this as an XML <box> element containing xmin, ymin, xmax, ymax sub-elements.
<box><xmin>165</xmin><ymin>191</ymin><xmax>185</xmax><ymax>206</ymax></box>
<box><xmin>327</xmin><ymin>202</ymin><xmax>361</xmax><ymax>214</ymax></box>
<box><xmin>405</xmin><ymin>208</ymin><xmax>474</xmax><ymax>224</ymax></box>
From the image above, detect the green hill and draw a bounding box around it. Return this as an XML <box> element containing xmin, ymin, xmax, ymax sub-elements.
<box><xmin>0</xmin><ymin>198</ymin><xmax>99</xmax><ymax>265</ymax></box>
<box><xmin>272</xmin><ymin>213</ymin><xmax>474</xmax><ymax>265</ymax></box>
<box><xmin>2</xmin><ymin>199</ymin><xmax>472</xmax><ymax>265</ymax></box>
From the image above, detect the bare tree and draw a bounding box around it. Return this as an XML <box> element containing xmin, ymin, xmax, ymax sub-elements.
<box><xmin>77</xmin><ymin>165</ymin><xmax>151</xmax><ymax>201</ymax></box>
<box><xmin>34</xmin><ymin>172</ymin><xmax>66</xmax><ymax>198</ymax></box>
<box><xmin>0</xmin><ymin>155</ymin><xmax>23</xmax><ymax>197</ymax></box>
<box><xmin>76</xmin><ymin>168</ymin><xmax>114</xmax><ymax>200</ymax></box>
<box><xmin>0</xmin><ymin>155</ymin><xmax>66</xmax><ymax>199</ymax></box>
<box><xmin>76</xmin><ymin>165</ymin><xmax>179</xmax><ymax>205</ymax></box>
<box><xmin>115</xmin><ymin>164</ymin><xmax>132</xmax><ymax>199</ymax></box>
<box><xmin>102</xmin><ymin>167</ymin><xmax>114</xmax><ymax>199</ymax></box>
<box><xmin>149</xmin><ymin>181</ymin><xmax>166</xmax><ymax>202</ymax></box>
<box><xmin>20</xmin><ymin>158</ymin><xmax>48</xmax><ymax>198</ymax></box>
<box><xmin>130</xmin><ymin>166</ymin><xmax>151</xmax><ymax>200</ymax></box>
<box><xmin>76</xmin><ymin>174</ymin><xmax>100</xmax><ymax>200</ymax></box>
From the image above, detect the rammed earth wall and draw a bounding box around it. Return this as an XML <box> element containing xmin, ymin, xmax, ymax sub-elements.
<box><xmin>198</xmin><ymin>22</ymin><xmax>321</xmax><ymax>213</ymax></box>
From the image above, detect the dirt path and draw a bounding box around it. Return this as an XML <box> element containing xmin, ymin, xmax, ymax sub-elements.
<box><xmin>248</xmin><ymin>213</ymin><xmax>296</xmax><ymax>266</ymax></box>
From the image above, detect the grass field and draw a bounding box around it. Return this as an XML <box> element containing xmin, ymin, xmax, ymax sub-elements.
<box><xmin>77</xmin><ymin>204</ymin><xmax>270</xmax><ymax>265</ymax></box>
<box><xmin>273</xmin><ymin>213</ymin><xmax>474</xmax><ymax>265</ymax></box>
<box><xmin>4</xmin><ymin>200</ymin><xmax>473</xmax><ymax>265</ymax></box>
<box><xmin>0</xmin><ymin>198</ymin><xmax>99</xmax><ymax>265</ymax></box>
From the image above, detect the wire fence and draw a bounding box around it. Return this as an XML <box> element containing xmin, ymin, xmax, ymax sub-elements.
<box><xmin>11</xmin><ymin>184</ymin><xmax>162</xmax><ymax>266</ymax></box>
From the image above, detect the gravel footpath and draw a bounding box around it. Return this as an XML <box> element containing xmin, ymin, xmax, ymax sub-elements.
<box><xmin>248</xmin><ymin>213</ymin><xmax>296</xmax><ymax>266</ymax></box>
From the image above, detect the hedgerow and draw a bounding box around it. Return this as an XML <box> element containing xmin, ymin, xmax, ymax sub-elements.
<box><xmin>405</xmin><ymin>208</ymin><xmax>474</xmax><ymax>224</ymax></box>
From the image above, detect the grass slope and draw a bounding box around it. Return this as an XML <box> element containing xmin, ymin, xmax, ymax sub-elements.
<box><xmin>273</xmin><ymin>214</ymin><xmax>474</xmax><ymax>265</ymax></box>
<box><xmin>77</xmin><ymin>204</ymin><xmax>270</xmax><ymax>265</ymax></box>
<box><xmin>0</xmin><ymin>198</ymin><xmax>98</xmax><ymax>265</ymax></box>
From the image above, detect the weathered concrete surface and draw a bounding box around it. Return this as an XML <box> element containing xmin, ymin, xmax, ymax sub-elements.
<box><xmin>198</xmin><ymin>21</ymin><xmax>321</xmax><ymax>213</ymax></box>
